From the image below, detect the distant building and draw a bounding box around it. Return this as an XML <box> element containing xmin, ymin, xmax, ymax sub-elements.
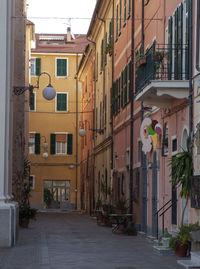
<box><xmin>29</xmin><ymin>30</ymin><xmax>89</xmax><ymax>210</ymax></box>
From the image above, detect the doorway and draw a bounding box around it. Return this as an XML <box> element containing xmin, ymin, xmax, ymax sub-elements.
<box><xmin>43</xmin><ymin>180</ymin><xmax>71</xmax><ymax>209</ymax></box>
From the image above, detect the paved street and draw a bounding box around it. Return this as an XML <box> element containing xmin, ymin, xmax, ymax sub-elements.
<box><xmin>0</xmin><ymin>213</ymin><xmax>183</xmax><ymax>269</ymax></box>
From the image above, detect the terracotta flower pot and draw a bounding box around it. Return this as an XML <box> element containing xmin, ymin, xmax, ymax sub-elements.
<box><xmin>174</xmin><ymin>241</ymin><xmax>189</xmax><ymax>257</ymax></box>
<box><xmin>19</xmin><ymin>218</ymin><xmax>30</xmax><ymax>228</ymax></box>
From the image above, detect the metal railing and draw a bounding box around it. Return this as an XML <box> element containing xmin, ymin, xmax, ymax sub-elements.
<box><xmin>155</xmin><ymin>198</ymin><xmax>177</xmax><ymax>239</ymax></box>
<box><xmin>135</xmin><ymin>43</ymin><xmax>189</xmax><ymax>94</ymax></box>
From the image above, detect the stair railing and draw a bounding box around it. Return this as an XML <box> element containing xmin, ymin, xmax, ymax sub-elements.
<box><xmin>155</xmin><ymin>199</ymin><xmax>177</xmax><ymax>239</ymax></box>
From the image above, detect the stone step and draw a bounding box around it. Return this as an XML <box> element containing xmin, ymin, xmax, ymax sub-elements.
<box><xmin>137</xmin><ymin>231</ymin><xmax>146</xmax><ymax>238</ymax></box>
<box><xmin>147</xmin><ymin>235</ymin><xmax>157</xmax><ymax>243</ymax></box>
<box><xmin>153</xmin><ymin>245</ymin><xmax>174</xmax><ymax>256</ymax></box>
<box><xmin>177</xmin><ymin>259</ymin><xmax>200</xmax><ymax>269</ymax></box>
<box><xmin>191</xmin><ymin>252</ymin><xmax>200</xmax><ymax>264</ymax></box>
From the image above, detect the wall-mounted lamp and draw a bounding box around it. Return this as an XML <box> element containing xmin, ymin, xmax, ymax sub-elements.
<box><xmin>78</xmin><ymin>120</ymin><xmax>103</xmax><ymax>137</ymax></box>
<box><xmin>41</xmin><ymin>136</ymin><xmax>48</xmax><ymax>158</ymax></box>
<box><xmin>13</xmin><ymin>72</ymin><xmax>56</xmax><ymax>101</ymax></box>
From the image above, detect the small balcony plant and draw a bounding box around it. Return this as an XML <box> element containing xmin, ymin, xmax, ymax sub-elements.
<box><xmin>105</xmin><ymin>43</ymin><xmax>112</xmax><ymax>56</ymax></box>
<box><xmin>154</xmin><ymin>51</ymin><xmax>166</xmax><ymax>61</ymax></box>
<box><xmin>114</xmin><ymin>198</ymin><xmax>127</xmax><ymax>214</ymax></box>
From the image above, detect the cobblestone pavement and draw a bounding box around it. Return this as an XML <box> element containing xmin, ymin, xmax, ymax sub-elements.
<box><xmin>0</xmin><ymin>213</ymin><xmax>183</xmax><ymax>269</ymax></box>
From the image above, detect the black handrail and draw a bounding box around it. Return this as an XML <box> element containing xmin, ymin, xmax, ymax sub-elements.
<box><xmin>155</xmin><ymin>199</ymin><xmax>177</xmax><ymax>239</ymax></box>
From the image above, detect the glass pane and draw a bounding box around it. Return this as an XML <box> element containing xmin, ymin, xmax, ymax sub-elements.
<box><xmin>52</xmin><ymin>180</ymin><xmax>66</xmax><ymax>187</ymax></box>
<box><xmin>44</xmin><ymin>180</ymin><xmax>53</xmax><ymax>188</ymax></box>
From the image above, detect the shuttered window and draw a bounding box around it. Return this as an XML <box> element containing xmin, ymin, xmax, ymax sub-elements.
<box><xmin>101</xmin><ymin>39</ymin><xmax>104</xmax><ymax>70</ymax></box>
<box><xmin>119</xmin><ymin>0</ymin><xmax>122</xmax><ymax>33</ymax></box>
<box><xmin>162</xmin><ymin>123</ymin><xmax>168</xmax><ymax>156</ymax></box>
<box><xmin>29</xmin><ymin>133</ymin><xmax>40</xmax><ymax>155</ymax></box>
<box><xmin>121</xmin><ymin>71</ymin><xmax>124</xmax><ymax>107</ymax></box>
<box><xmin>124</xmin><ymin>0</ymin><xmax>127</xmax><ymax>25</ymax></box>
<box><xmin>31</xmin><ymin>58</ymin><xmax>41</xmax><ymax>76</ymax></box>
<box><xmin>35</xmin><ymin>133</ymin><xmax>40</xmax><ymax>154</ymax></box>
<box><xmin>128</xmin><ymin>61</ymin><xmax>132</xmax><ymax>102</ymax></box>
<box><xmin>168</xmin><ymin>17</ymin><xmax>173</xmax><ymax>80</ymax></box>
<box><xmin>116</xmin><ymin>5</ymin><xmax>119</xmax><ymax>39</ymax></box>
<box><xmin>56</xmin><ymin>58</ymin><xmax>67</xmax><ymax>76</ymax></box>
<box><xmin>123</xmin><ymin>66</ymin><xmax>127</xmax><ymax>105</ymax></box>
<box><xmin>50</xmin><ymin>133</ymin><xmax>73</xmax><ymax>155</ymax></box>
<box><xmin>56</xmin><ymin>93</ymin><xmax>67</xmax><ymax>111</ymax></box>
<box><xmin>128</xmin><ymin>0</ymin><xmax>131</xmax><ymax>18</ymax></box>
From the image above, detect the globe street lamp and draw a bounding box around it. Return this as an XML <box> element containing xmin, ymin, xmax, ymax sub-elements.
<box><xmin>13</xmin><ymin>72</ymin><xmax>56</xmax><ymax>101</ymax></box>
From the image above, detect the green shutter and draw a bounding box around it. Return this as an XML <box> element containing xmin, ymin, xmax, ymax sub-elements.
<box><xmin>36</xmin><ymin>58</ymin><xmax>41</xmax><ymax>76</ymax></box>
<box><xmin>120</xmin><ymin>0</ymin><xmax>122</xmax><ymax>32</ymax></box>
<box><xmin>118</xmin><ymin>78</ymin><xmax>121</xmax><ymax>112</ymax></box>
<box><xmin>124</xmin><ymin>66</ymin><xmax>127</xmax><ymax>105</ymax></box>
<box><xmin>30</xmin><ymin>92</ymin><xmax>35</xmax><ymax>111</ymax></box>
<box><xmin>116</xmin><ymin>5</ymin><xmax>118</xmax><ymax>39</ymax></box>
<box><xmin>168</xmin><ymin>17</ymin><xmax>173</xmax><ymax>80</ymax></box>
<box><xmin>35</xmin><ymin>133</ymin><xmax>40</xmax><ymax>154</ymax></box>
<box><xmin>185</xmin><ymin>0</ymin><xmax>189</xmax><ymax>79</ymax></box>
<box><xmin>101</xmin><ymin>39</ymin><xmax>104</xmax><ymax>70</ymax></box>
<box><xmin>112</xmin><ymin>82</ymin><xmax>116</xmax><ymax>115</ymax></box>
<box><xmin>105</xmin><ymin>32</ymin><xmax>107</xmax><ymax>64</ymax></box>
<box><xmin>57</xmin><ymin>59</ymin><xmax>67</xmax><ymax>76</ymax></box>
<box><xmin>178</xmin><ymin>3</ymin><xmax>183</xmax><ymax>79</ymax></box>
<box><xmin>109</xmin><ymin>21</ymin><xmax>112</xmax><ymax>45</ymax></box>
<box><xmin>124</xmin><ymin>0</ymin><xmax>127</xmax><ymax>24</ymax></box>
<box><xmin>128</xmin><ymin>61</ymin><xmax>132</xmax><ymax>101</ymax></box>
<box><xmin>67</xmin><ymin>134</ymin><xmax>73</xmax><ymax>155</ymax></box>
<box><xmin>50</xmin><ymin>134</ymin><xmax>56</xmax><ymax>155</ymax></box>
<box><xmin>128</xmin><ymin>0</ymin><xmax>131</xmax><ymax>17</ymax></box>
<box><xmin>121</xmin><ymin>72</ymin><xmax>123</xmax><ymax>108</ymax></box>
<box><xmin>57</xmin><ymin>93</ymin><xmax>67</xmax><ymax>111</ymax></box>
<box><xmin>174</xmin><ymin>9</ymin><xmax>178</xmax><ymax>79</ymax></box>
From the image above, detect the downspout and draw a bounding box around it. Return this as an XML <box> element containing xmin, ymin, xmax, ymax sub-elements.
<box><xmin>111</xmin><ymin>0</ymin><xmax>114</xmax><ymax>202</ymax></box>
<box><xmin>141</xmin><ymin>0</ymin><xmax>145</xmax><ymax>53</ymax></box>
<box><xmin>189</xmin><ymin>0</ymin><xmax>193</xmax><ymax>145</ymax></box>
<box><xmin>75</xmin><ymin>53</ymin><xmax>78</xmax><ymax>210</ymax></box>
<box><xmin>129</xmin><ymin>0</ymin><xmax>135</xmax><ymax>215</ymax></box>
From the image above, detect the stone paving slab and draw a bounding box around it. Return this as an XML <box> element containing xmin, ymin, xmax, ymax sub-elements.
<box><xmin>0</xmin><ymin>213</ymin><xmax>183</xmax><ymax>269</ymax></box>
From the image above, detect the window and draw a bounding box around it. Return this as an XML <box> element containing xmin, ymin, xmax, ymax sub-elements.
<box><xmin>101</xmin><ymin>39</ymin><xmax>104</xmax><ymax>70</ymax></box>
<box><xmin>121</xmin><ymin>173</ymin><xmax>125</xmax><ymax>195</ymax></box>
<box><xmin>29</xmin><ymin>133</ymin><xmax>40</xmax><ymax>155</ymax></box>
<box><xmin>56</xmin><ymin>93</ymin><xmax>67</xmax><ymax>111</ymax></box>
<box><xmin>124</xmin><ymin>0</ymin><xmax>127</xmax><ymax>25</ymax></box>
<box><xmin>56</xmin><ymin>58</ymin><xmax>67</xmax><ymax>76</ymax></box>
<box><xmin>50</xmin><ymin>133</ymin><xmax>73</xmax><ymax>155</ymax></box>
<box><xmin>30</xmin><ymin>58</ymin><xmax>41</xmax><ymax>76</ymax></box>
<box><xmin>116</xmin><ymin>5</ymin><xmax>119</xmax><ymax>39</ymax></box>
<box><xmin>119</xmin><ymin>0</ymin><xmax>122</xmax><ymax>33</ymax></box>
<box><xmin>172</xmin><ymin>136</ymin><xmax>178</xmax><ymax>155</ymax></box>
<box><xmin>168</xmin><ymin>1</ymin><xmax>189</xmax><ymax>80</ymax></box>
<box><xmin>138</xmin><ymin>140</ymin><xmax>142</xmax><ymax>163</ymax></box>
<box><xmin>128</xmin><ymin>0</ymin><xmax>131</xmax><ymax>18</ymax></box>
<box><xmin>29</xmin><ymin>175</ymin><xmax>35</xmax><ymax>190</ymax></box>
<box><xmin>30</xmin><ymin>92</ymin><xmax>36</xmax><ymax>111</ymax></box>
<box><xmin>162</xmin><ymin>123</ymin><xmax>168</xmax><ymax>156</ymax></box>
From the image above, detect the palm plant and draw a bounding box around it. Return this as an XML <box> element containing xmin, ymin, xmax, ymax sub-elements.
<box><xmin>170</xmin><ymin>138</ymin><xmax>193</xmax><ymax>226</ymax></box>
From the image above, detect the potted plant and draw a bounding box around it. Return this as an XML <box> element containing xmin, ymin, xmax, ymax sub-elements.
<box><xmin>123</xmin><ymin>225</ymin><xmax>137</xmax><ymax>236</ymax></box>
<box><xmin>19</xmin><ymin>183</ymin><xmax>37</xmax><ymax>228</ymax></box>
<box><xmin>114</xmin><ymin>198</ymin><xmax>127</xmax><ymax>214</ymax></box>
<box><xmin>105</xmin><ymin>43</ymin><xmax>112</xmax><ymax>56</ymax></box>
<box><xmin>154</xmin><ymin>51</ymin><xmax>166</xmax><ymax>61</ymax></box>
<box><xmin>19</xmin><ymin>204</ymin><xmax>37</xmax><ymax>228</ymax></box>
<box><xmin>135</xmin><ymin>53</ymin><xmax>146</xmax><ymax>68</ymax></box>
<box><xmin>169</xmin><ymin>223</ymin><xmax>200</xmax><ymax>257</ymax></box>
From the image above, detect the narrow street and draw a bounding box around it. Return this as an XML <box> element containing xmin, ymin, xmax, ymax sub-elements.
<box><xmin>0</xmin><ymin>213</ymin><xmax>182</xmax><ymax>269</ymax></box>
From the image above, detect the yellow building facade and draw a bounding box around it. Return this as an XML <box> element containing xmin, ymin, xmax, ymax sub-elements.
<box><xmin>29</xmin><ymin>32</ymin><xmax>88</xmax><ymax>210</ymax></box>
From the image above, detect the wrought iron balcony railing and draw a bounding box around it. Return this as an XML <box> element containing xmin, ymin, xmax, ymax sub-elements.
<box><xmin>135</xmin><ymin>43</ymin><xmax>189</xmax><ymax>95</ymax></box>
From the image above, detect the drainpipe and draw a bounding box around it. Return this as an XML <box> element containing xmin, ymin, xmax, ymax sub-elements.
<box><xmin>141</xmin><ymin>0</ymin><xmax>145</xmax><ymax>53</ymax></box>
<box><xmin>111</xmin><ymin>0</ymin><xmax>114</xmax><ymax>201</ymax></box>
<box><xmin>129</xmin><ymin>0</ymin><xmax>135</xmax><ymax>215</ymax></box>
<box><xmin>75</xmin><ymin>53</ymin><xmax>78</xmax><ymax>210</ymax></box>
<box><xmin>188</xmin><ymin>0</ymin><xmax>193</xmax><ymax>146</ymax></box>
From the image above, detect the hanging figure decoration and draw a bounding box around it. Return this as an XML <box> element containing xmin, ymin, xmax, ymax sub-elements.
<box><xmin>140</xmin><ymin>118</ymin><xmax>162</xmax><ymax>154</ymax></box>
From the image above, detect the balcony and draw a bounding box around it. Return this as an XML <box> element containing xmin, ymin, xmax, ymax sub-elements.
<box><xmin>135</xmin><ymin>43</ymin><xmax>189</xmax><ymax>108</ymax></box>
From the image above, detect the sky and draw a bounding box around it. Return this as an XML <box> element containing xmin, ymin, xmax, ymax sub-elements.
<box><xmin>27</xmin><ymin>0</ymin><xmax>97</xmax><ymax>34</ymax></box>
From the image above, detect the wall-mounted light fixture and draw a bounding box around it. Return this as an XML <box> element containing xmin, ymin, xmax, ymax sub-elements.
<box><xmin>41</xmin><ymin>136</ymin><xmax>48</xmax><ymax>158</ymax></box>
<box><xmin>78</xmin><ymin>120</ymin><xmax>103</xmax><ymax>137</ymax></box>
<box><xmin>13</xmin><ymin>72</ymin><xmax>56</xmax><ymax>101</ymax></box>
